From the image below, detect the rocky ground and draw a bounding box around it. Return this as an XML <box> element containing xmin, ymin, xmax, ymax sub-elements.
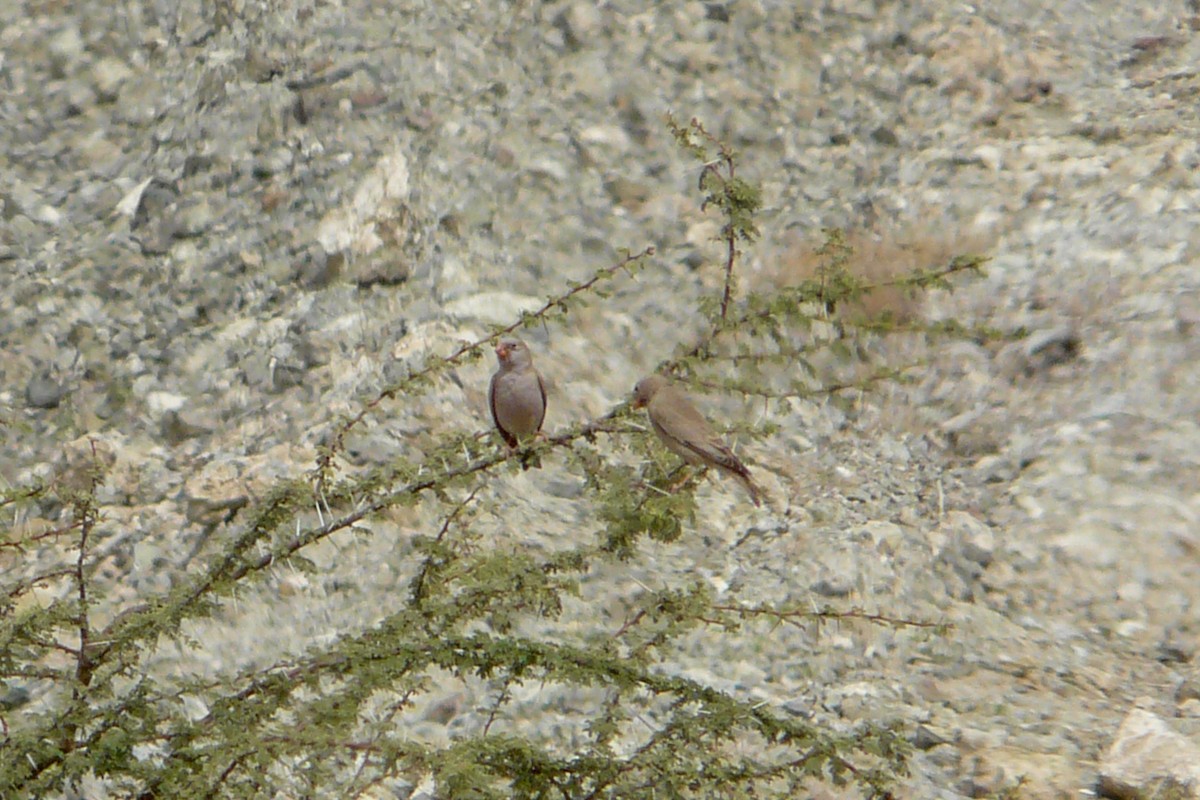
<box><xmin>4</xmin><ymin>0</ymin><xmax>1200</xmax><ymax>797</ymax></box>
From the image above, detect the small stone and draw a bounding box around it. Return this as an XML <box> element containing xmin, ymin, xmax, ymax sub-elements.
<box><xmin>174</xmin><ymin>198</ymin><xmax>214</xmax><ymax>238</ymax></box>
<box><xmin>145</xmin><ymin>391</ymin><xmax>188</xmax><ymax>417</ymax></box>
<box><xmin>1009</xmin><ymin>76</ymin><xmax>1053</xmax><ymax>103</ymax></box>
<box><xmin>182</xmin><ymin>153</ymin><xmax>216</xmax><ymax>178</ymax></box>
<box><xmin>1097</xmin><ymin>709</ymin><xmax>1200</xmax><ymax>797</ymax></box>
<box><xmin>349</xmin><ymin>248</ymin><xmax>409</xmax><ymax>288</ymax></box>
<box><xmin>254</xmin><ymin>146</ymin><xmax>294</xmax><ymax>178</ymax></box>
<box><xmin>48</xmin><ymin>25</ymin><xmax>86</xmax><ymax>73</ymax></box>
<box><xmin>278</xmin><ymin>574</ymin><xmax>309</xmax><ymax>597</ymax></box>
<box><xmin>705</xmin><ymin>3</ymin><xmax>731</xmax><ymax>22</ymax></box>
<box><xmin>539</xmin><ymin>475</ymin><xmax>585</xmax><ymax>499</ymax></box>
<box><xmin>1072</xmin><ymin>121</ymin><xmax>1122</xmax><ymax>144</ymax></box>
<box><xmin>870</xmin><ymin>125</ymin><xmax>898</xmax><ymax>146</ymax></box>
<box><xmin>973</xmin><ymin>145</ymin><xmax>1004</xmax><ymax>171</ymax></box>
<box><xmin>0</xmin><ymin>685</ymin><xmax>31</xmax><ymax>711</ymax></box>
<box><xmin>957</xmin><ymin>726</ymin><xmax>1007</xmax><ymax>752</ymax></box>
<box><xmin>311</xmin><ymin>247</ymin><xmax>346</xmax><ymax>289</ymax></box>
<box><xmin>1176</xmin><ymin>678</ymin><xmax>1200</xmax><ymax>703</ymax></box>
<box><xmin>160</xmin><ymin>409</ymin><xmax>214</xmax><ymax>445</ymax></box>
<box><xmin>93</xmin><ymin>57</ymin><xmax>134</xmax><ymax>102</ymax></box>
<box><xmin>1115</xmin><ymin>620</ymin><xmax>1146</xmax><ymax>638</ymax></box>
<box><xmin>270</xmin><ymin>358</ymin><xmax>307</xmax><ymax>393</ymax></box>
<box><xmin>120</xmin><ymin>176</ymin><xmax>177</xmax><ymax>230</ymax></box>
<box><xmin>26</xmin><ymin>373</ymin><xmax>66</xmax><ymax>409</ymax></box>
<box><xmin>1159</xmin><ymin>639</ymin><xmax>1195</xmax><ymax>665</ymax></box>
<box><xmin>1025</xmin><ymin>326</ymin><xmax>1082</xmax><ymax>370</ymax></box>
<box><xmin>604</xmin><ymin>177</ymin><xmax>652</xmax><ymax>210</ymax></box>
<box><xmin>911</xmin><ymin>724</ymin><xmax>949</xmax><ymax>750</ymax></box>
<box><xmin>937</xmin><ymin>510</ymin><xmax>995</xmax><ymax>567</ymax></box>
<box><xmin>552</xmin><ymin>3</ymin><xmax>603</xmax><ymax>50</ymax></box>
<box><xmin>423</xmin><ymin>693</ymin><xmax>465</xmax><ymax>725</ymax></box>
<box><xmin>810</xmin><ymin>576</ymin><xmax>853</xmax><ymax>598</ymax></box>
<box><xmin>859</xmin><ymin>520</ymin><xmax>905</xmax><ymax>553</ymax></box>
<box><xmin>244</xmin><ymin>49</ymin><xmax>284</xmax><ymax>83</ymax></box>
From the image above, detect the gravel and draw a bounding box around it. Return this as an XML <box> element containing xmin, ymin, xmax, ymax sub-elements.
<box><xmin>4</xmin><ymin>0</ymin><xmax>1200</xmax><ymax>796</ymax></box>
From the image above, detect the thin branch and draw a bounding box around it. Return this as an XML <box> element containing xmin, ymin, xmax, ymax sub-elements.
<box><xmin>684</xmin><ymin>117</ymin><xmax>743</xmax><ymax>323</ymax></box>
<box><xmin>0</xmin><ymin>518</ymin><xmax>84</xmax><ymax>551</ymax></box>
<box><xmin>346</xmin><ymin>688</ymin><xmax>416</xmax><ymax>798</ymax></box>
<box><xmin>667</xmin><ymin>256</ymin><xmax>986</xmax><ymax>377</ymax></box>
<box><xmin>707</xmin><ymin>603</ymin><xmax>947</xmax><ymax>631</ymax></box>
<box><xmin>481</xmin><ymin>675</ymin><xmax>513</xmax><ymax>736</ymax></box>
<box><xmin>689</xmin><ymin>361</ymin><xmax>924</xmax><ymax>400</ymax></box>
<box><xmin>314</xmin><ymin>247</ymin><xmax>653</xmax><ymax>485</ymax></box>
<box><xmin>6</xmin><ymin>567</ymin><xmax>78</xmax><ymax>599</ymax></box>
<box><xmin>410</xmin><ymin>486</ymin><xmax>482</xmax><ymax>606</ymax></box>
<box><xmin>612</xmin><ymin>608</ymin><xmax>647</xmax><ymax>639</ymax></box>
<box><xmin>0</xmin><ymin>482</ymin><xmax>48</xmax><ymax>510</ymax></box>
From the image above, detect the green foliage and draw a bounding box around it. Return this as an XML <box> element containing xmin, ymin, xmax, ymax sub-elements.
<box><xmin>668</xmin><ymin>114</ymin><xmax>763</xmax><ymax>323</ymax></box>
<box><xmin>0</xmin><ymin>117</ymin><xmax>990</xmax><ymax>799</ymax></box>
<box><xmin>588</xmin><ymin>453</ymin><xmax>697</xmax><ymax>559</ymax></box>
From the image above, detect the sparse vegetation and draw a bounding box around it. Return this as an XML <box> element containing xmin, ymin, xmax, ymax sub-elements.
<box><xmin>0</xmin><ymin>117</ymin><xmax>989</xmax><ymax>798</ymax></box>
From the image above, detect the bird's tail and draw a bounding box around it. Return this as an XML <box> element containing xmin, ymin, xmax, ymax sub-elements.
<box><xmin>733</xmin><ymin>469</ymin><xmax>763</xmax><ymax>508</ymax></box>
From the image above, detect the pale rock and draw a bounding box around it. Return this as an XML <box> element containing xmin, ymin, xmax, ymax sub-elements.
<box><xmin>1098</xmin><ymin>709</ymin><xmax>1200</xmax><ymax>798</ymax></box>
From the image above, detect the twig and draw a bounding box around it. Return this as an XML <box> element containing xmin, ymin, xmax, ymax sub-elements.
<box><xmin>0</xmin><ymin>518</ymin><xmax>84</xmax><ymax>551</ymax></box>
<box><xmin>482</xmin><ymin>676</ymin><xmax>513</xmax><ymax>736</ymax></box>
<box><xmin>707</xmin><ymin>603</ymin><xmax>946</xmax><ymax>631</ymax></box>
<box><xmin>314</xmin><ymin>247</ymin><xmax>653</xmax><ymax>487</ymax></box>
<box><xmin>410</xmin><ymin>486</ymin><xmax>482</xmax><ymax>605</ymax></box>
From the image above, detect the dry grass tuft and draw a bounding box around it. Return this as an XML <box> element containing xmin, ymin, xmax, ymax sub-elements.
<box><xmin>757</xmin><ymin>225</ymin><xmax>994</xmax><ymax>327</ymax></box>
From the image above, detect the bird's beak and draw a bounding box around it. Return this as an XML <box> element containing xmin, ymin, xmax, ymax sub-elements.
<box><xmin>495</xmin><ymin>343</ymin><xmax>508</xmax><ymax>358</ymax></box>
<box><xmin>631</xmin><ymin>396</ymin><xmax>645</xmax><ymax>409</ymax></box>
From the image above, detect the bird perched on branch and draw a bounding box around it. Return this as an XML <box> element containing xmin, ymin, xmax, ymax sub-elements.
<box><xmin>632</xmin><ymin>374</ymin><xmax>763</xmax><ymax>507</ymax></box>
<box><xmin>489</xmin><ymin>338</ymin><xmax>547</xmax><ymax>449</ymax></box>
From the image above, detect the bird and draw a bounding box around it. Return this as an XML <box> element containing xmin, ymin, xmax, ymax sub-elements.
<box><xmin>489</xmin><ymin>337</ymin><xmax>547</xmax><ymax>449</ymax></box>
<box><xmin>632</xmin><ymin>374</ymin><xmax>763</xmax><ymax>507</ymax></box>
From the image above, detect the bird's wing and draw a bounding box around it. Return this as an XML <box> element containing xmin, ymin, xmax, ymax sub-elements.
<box><xmin>652</xmin><ymin>387</ymin><xmax>713</xmax><ymax>437</ymax></box>
<box><xmin>535</xmin><ymin>371</ymin><xmax>548</xmax><ymax>432</ymax></box>
<box><xmin>692</xmin><ymin>439</ymin><xmax>753</xmax><ymax>480</ymax></box>
<box><xmin>654</xmin><ymin>388</ymin><xmax>752</xmax><ymax>478</ymax></box>
<box><xmin>489</xmin><ymin>372</ymin><xmax>517</xmax><ymax>448</ymax></box>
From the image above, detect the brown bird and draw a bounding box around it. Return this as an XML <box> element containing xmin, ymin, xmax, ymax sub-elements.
<box><xmin>632</xmin><ymin>375</ymin><xmax>763</xmax><ymax>507</ymax></box>
<box><xmin>489</xmin><ymin>338</ymin><xmax>547</xmax><ymax>448</ymax></box>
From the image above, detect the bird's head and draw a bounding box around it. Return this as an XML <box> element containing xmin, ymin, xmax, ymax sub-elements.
<box><xmin>632</xmin><ymin>374</ymin><xmax>668</xmax><ymax>408</ymax></box>
<box><xmin>495</xmin><ymin>338</ymin><xmax>531</xmax><ymax>369</ymax></box>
